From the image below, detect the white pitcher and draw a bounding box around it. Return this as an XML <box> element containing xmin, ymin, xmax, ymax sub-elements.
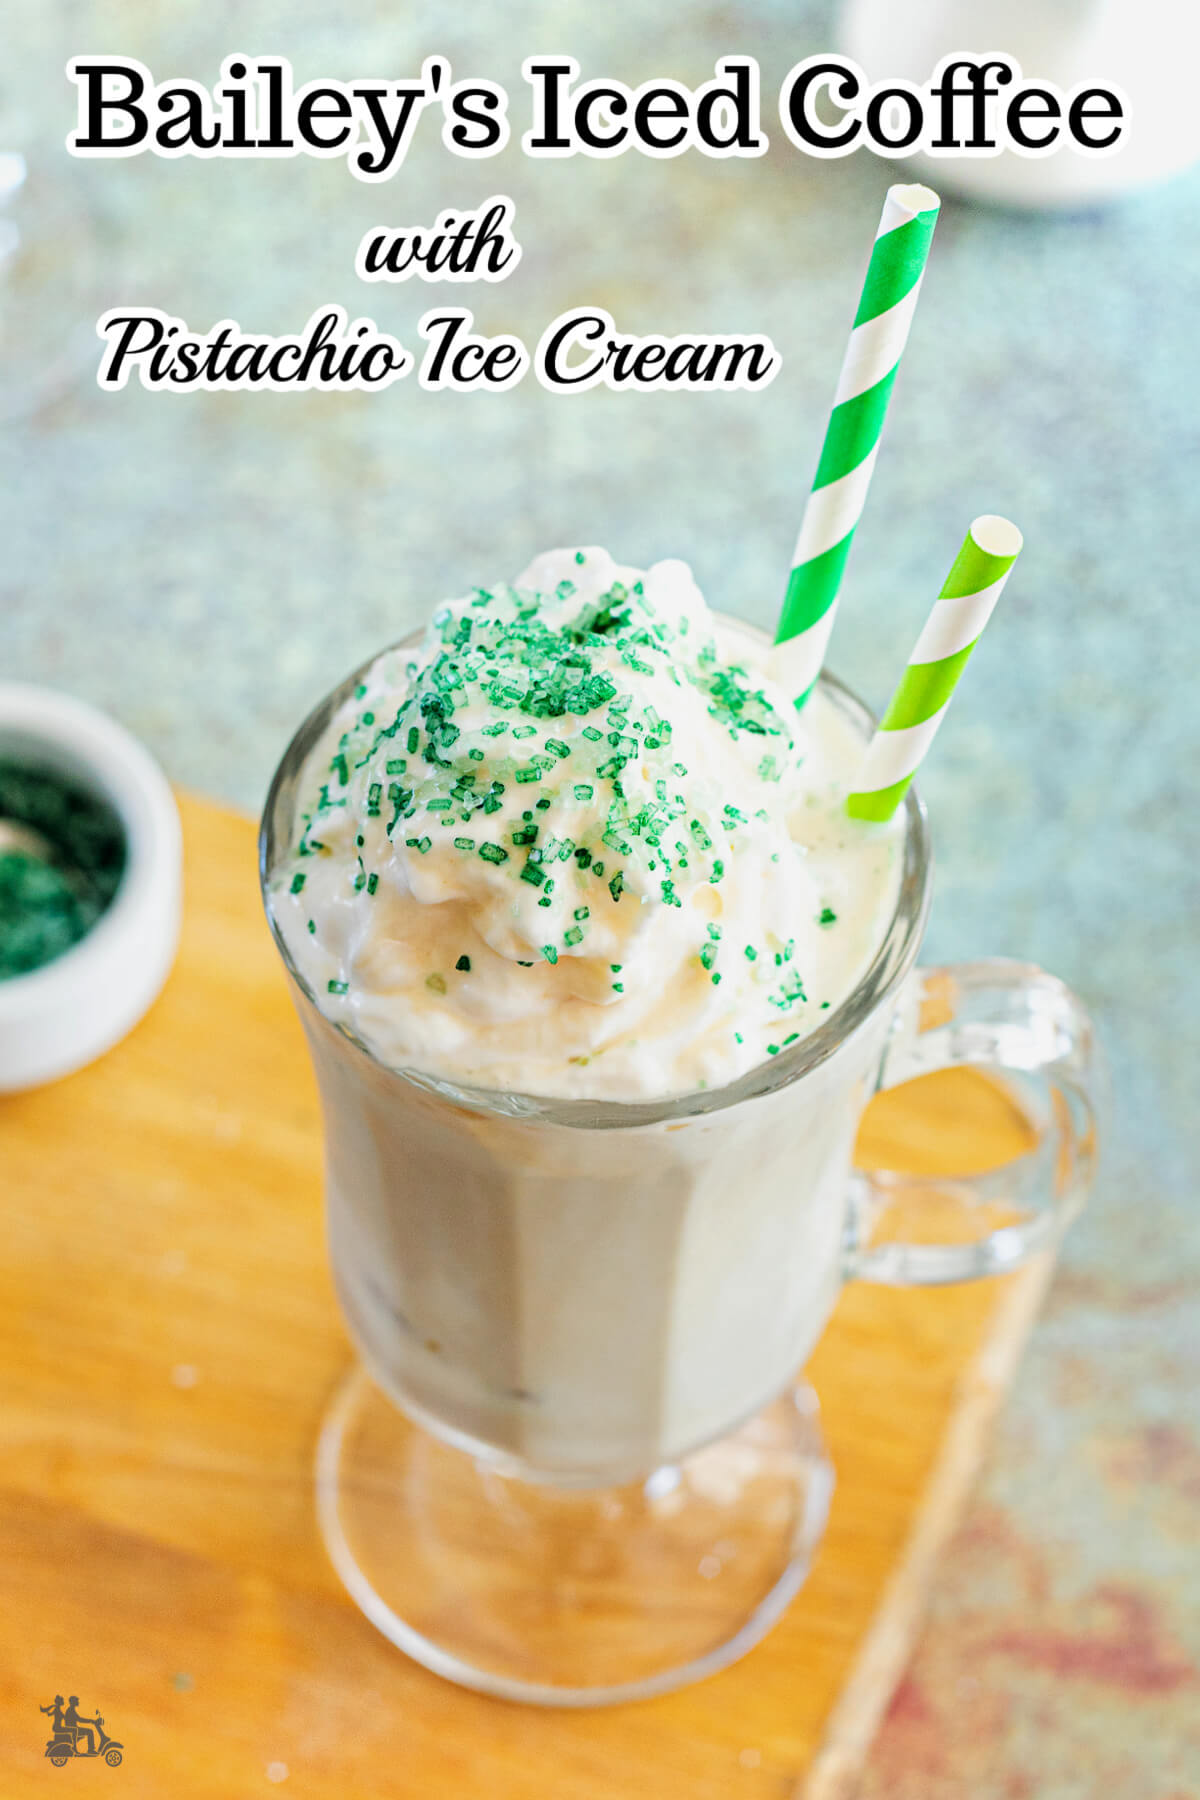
<box><xmin>837</xmin><ymin>0</ymin><xmax>1200</xmax><ymax>206</ymax></box>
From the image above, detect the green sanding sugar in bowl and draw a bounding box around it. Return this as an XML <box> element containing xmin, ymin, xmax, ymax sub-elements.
<box><xmin>0</xmin><ymin>760</ymin><xmax>126</xmax><ymax>980</ymax></box>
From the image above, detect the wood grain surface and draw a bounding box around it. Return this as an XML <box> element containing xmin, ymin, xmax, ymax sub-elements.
<box><xmin>0</xmin><ymin>795</ymin><xmax>1045</xmax><ymax>1798</ymax></box>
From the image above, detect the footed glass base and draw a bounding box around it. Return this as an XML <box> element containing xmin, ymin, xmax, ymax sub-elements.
<box><xmin>316</xmin><ymin>1366</ymin><xmax>834</xmax><ymax>1706</ymax></box>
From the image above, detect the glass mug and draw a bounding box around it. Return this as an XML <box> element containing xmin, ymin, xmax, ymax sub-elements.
<box><xmin>261</xmin><ymin>623</ymin><xmax>1100</xmax><ymax>1706</ymax></box>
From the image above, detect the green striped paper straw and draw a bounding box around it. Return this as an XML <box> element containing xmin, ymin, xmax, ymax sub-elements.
<box><xmin>774</xmin><ymin>184</ymin><xmax>941</xmax><ymax>709</ymax></box>
<box><xmin>846</xmin><ymin>516</ymin><xmax>1023</xmax><ymax>823</ymax></box>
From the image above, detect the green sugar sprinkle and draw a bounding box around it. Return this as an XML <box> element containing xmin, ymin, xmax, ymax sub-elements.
<box><xmin>307</xmin><ymin>919</ymin><xmax>316</xmax><ymax>934</ymax></box>
<box><xmin>354</xmin><ymin>683</ymin><xmax>368</xmax><ymax>699</ymax></box>
<box><xmin>304</xmin><ymin>578</ymin><xmax>812</xmax><ymax>961</ymax></box>
<box><xmin>564</xmin><ymin>926</ymin><xmax>583</xmax><ymax>946</ymax></box>
<box><xmin>387</xmin><ymin>784</ymin><xmax>411</xmax><ymax>834</ymax></box>
<box><xmin>367</xmin><ymin>873</ymin><xmax>378</xmax><ymax>895</ymax></box>
<box><xmin>290</xmin><ymin>872</ymin><xmax>306</xmax><ymax>894</ymax></box>
<box><xmin>767</xmin><ymin>1043</ymin><xmax>780</xmax><ymax>1055</ymax></box>
<box><xmin>426</xmin><ymin>973</ymin><xmax>447</xmax><ymax>994</ymax></box>
<box><xmin>818</xmin><ymin>907</ymin><xmax>837</xmax><ymax>925</ymax></box>
<box><xmin>455</xmin><ymin>954</ymin><xmax>471</xmax><ymax>972</ymax></box>
<box><xmin>744</xmin><ymin>945</ymin><xmax>757</xmax><ymax>961</ymax></box>
<box><xmin>574</xmin><ymin>906</ymin><xmax>589</xmax><ymax>921</ymax></box>
<box><xmin>574</xmin><ymin>550</ymin><xmax>586</xmax><ymax>564</ymax></box>
<box><xmin>327</xmin><ymin>980</ymin><xmax>349</xmax><ymax>996</ymax></box>
<box><xmin>541</xmin><ymin>944</ymin><xmax>558</xmax><ymax>964</ymax></box>
<box><xmin>612</xmin><ymin>981</ymin><xmax>624</xmax><ymax>993</ymax></box>
<box><xmin>610</xmin><ymin>963</ymin><xmax>622</xmax><ymax>973</ymax></box>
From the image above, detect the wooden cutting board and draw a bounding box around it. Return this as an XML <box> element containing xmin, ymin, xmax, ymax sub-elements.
<box><xmin>0</xmin><ymin>795</ymin><xmax>1050</xmax><ymax>1799</ymax></box>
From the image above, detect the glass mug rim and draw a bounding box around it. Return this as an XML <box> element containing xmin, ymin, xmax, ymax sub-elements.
<box><xmin>259</xmin><ymin>619</ymin><xmax>933</xmax><ymax>1129</ymax></box>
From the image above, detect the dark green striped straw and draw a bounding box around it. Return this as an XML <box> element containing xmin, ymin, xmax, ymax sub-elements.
<box><xmin>774</xmin><ymin>184</ymin><xmax>941</xmax><ymax>709</ymax></box>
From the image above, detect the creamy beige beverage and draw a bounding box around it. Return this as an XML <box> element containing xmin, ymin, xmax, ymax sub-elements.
<box><xmin>268</xmin><ymin>548</ymin><xmax>905</xmax><ymax>1477</ymax></box>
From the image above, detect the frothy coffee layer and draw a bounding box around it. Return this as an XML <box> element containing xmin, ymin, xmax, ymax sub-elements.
<box><xmin>272</xmin><ymin>547</ymin><xmax>902</xmax><ymax>1099</ymax></box>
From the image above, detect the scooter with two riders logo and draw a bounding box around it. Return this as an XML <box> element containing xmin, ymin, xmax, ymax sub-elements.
<box><xmin>45</xmin><ymin>1715</ymin><xmax>123</xmax><ymax>1768</ymax></box>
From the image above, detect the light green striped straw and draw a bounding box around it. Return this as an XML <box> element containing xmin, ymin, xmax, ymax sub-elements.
<box><xmin>846</xmin><ymin>516</ymin><xmax>1023</xmax><ymax>823</ymax></box>
<box><xmin>773</xmin><ymin>183</ymin><xmax>941</xmax><ymax>709</ymax></box>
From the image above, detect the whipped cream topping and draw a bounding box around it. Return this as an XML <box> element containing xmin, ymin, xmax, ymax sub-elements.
<box><xmin>270</xmin><ymin>547</ymin><xmax>902</xmax><ymax>1099</ymax></box>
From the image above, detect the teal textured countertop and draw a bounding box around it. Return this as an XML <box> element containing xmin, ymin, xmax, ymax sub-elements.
<box><xmin>4</xmin><ymin>4</ymin><xmax>1198</xmax><ymax>1791</ymax></box>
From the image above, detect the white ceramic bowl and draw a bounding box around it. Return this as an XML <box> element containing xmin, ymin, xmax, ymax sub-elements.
<box><xmin>0</xmin><ymin>684</ymin><xmax>181</xmax><ymax>1091</ymax></box>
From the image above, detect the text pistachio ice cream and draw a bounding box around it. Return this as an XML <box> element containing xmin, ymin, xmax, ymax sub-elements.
<box><xmin>271</xmin><ymin>547</ymin><xmax>902</xmax><ymax>1100</ymax></box>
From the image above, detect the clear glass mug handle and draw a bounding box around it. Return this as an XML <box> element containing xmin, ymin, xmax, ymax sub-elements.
<box><xmin>845</xmin><ymin>959</ymin><xmax>1103</xmax><ymax>1285</ymax></box>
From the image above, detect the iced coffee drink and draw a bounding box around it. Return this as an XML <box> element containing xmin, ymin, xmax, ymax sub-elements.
<box><xmin>267</xmin><ymin>547</ymin><xmax>904</xmax><ymax>1476</ymax></box>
